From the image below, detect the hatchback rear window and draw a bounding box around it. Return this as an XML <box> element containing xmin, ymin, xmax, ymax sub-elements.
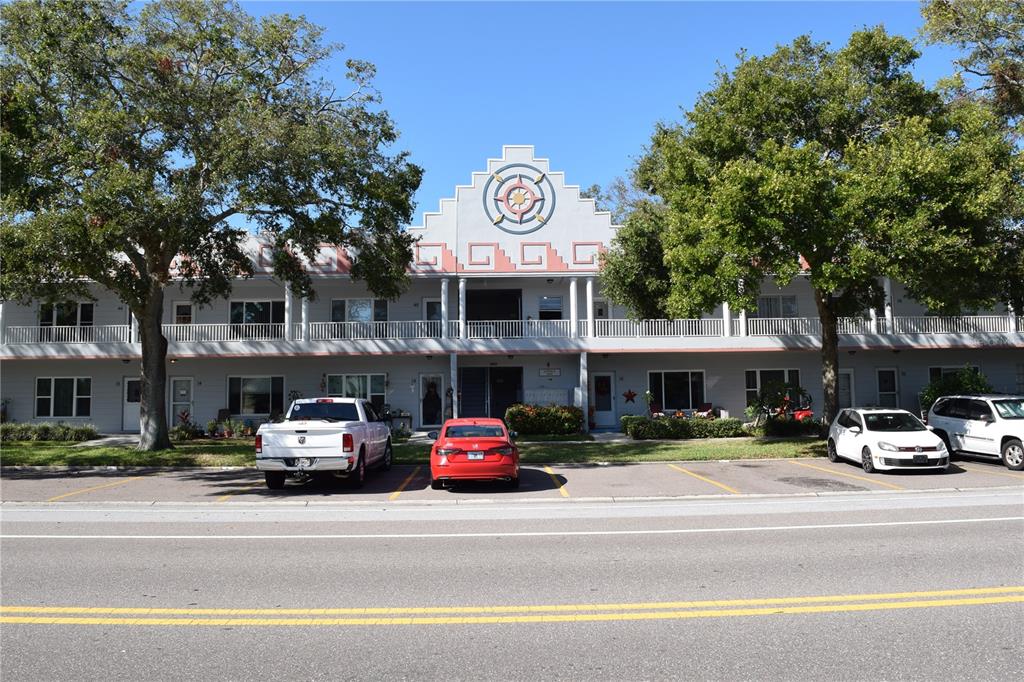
<box><xmin>993</xmin><ymin>399</ymin><xmax>1024</xmax><ymax>420</ymax></box>
<box><xmin>287</xmin><ymin>402</ymin><xmax>359</xmax><ymax>422</ymax></box>
<box><xmin>864</xmin><ymin>412</ymin><xmax>926</xmax><ymax>432</ymax></box>
<box><xmin>444</xmin><ymin>425</ymin><xmax>506</xmax><ymax>439</ymax></box>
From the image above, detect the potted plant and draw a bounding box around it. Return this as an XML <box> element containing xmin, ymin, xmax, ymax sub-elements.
<box><xmin>206</xmin><ymin>420</ymin><xmax>219</xmax><ymax>438</ymax></box>
<box><xmin>223</xmin><ymin>419</ymin><xmax>237</xmax><ymax>438</ymax></box>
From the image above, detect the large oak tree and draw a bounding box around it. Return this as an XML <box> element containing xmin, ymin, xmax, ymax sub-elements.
<box><xmin>602</xmin><ymin>28</ymin><xmax>1020</xmax><ymax>425</ymax></box>
<box><xmin>1</xmin><ymin>0</ymin><xmax>422</xmax><ymax>449</ymax></box>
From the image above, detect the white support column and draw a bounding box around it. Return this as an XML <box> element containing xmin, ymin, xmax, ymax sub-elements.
<box><xmin>883</xmin><ymin>277</ymin><xmax>894</xmax><ymax>332</ymax></box>
<box><xmin>578</xmin><ymin>352</ymin><xmax>589</xmax><ymax>433</ymax></box>
<box><xmin>300</xmin><ymin>297</ymin><xmax>310</xmax><ymax>342</ymax></box>
<box><xmin>869</xmin><ymin>307</ymin><xmax>879</xmax><ymax>334</ymax></box>
<box><xmin>585</xmin><ymin>277</ymin><xmax>595</xmax><ymax>338</ymax></box>
<box><xmin>130</xmin><ymin>313</ymin><xmax>139</xmax><ymax>344</ymax></box>
<box><xmin>458</xmin><ymin>278</ymin><xmax>467</xmax><ymax>340</ymax></box>
<box><xmin>0</xmin><ymin>301</ymin><xmax>6</xmax><ymax>345</ymax></box>
<box><xmin>284</xmin><ymin>283</ymin><xmax>293</xmax><ymax>341</ymax></box>
<box><xmin>1010</xmin><ymin>304</ymin><xmax>1019</xmax><ymax>333</ymax></box>
<box><xmin>440</xmin><ymin>278</ymin><xmax>450</xmax><ymax>339</ymax></box>
<box><xmin>450</xmin><ymin>353</ymin><xmax>459</xmax><ymax>419</ymax></box>
<box><xmin>722</xmin><ymin>302</ymin><xmax>732</xmax><ymax>337</ymax></box>
<box><xmin>569</xmin><ymin>277</ymin><xmax>579</xmax><ymax>338</ymax></box>
<box><xmin>738</xmin><ymin>309</ymin><xmax>748</xmax><ymax>337</ymax></box>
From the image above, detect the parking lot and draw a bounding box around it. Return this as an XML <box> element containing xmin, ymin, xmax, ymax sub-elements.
<box><xmin>2</xmin><ymin>456</ymin><xmax>1022</xmax><ymax>504</ymax></box>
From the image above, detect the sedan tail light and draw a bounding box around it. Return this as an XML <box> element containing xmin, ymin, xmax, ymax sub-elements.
<box><xmin>342</xmin><ymin>433</ymin><xmax>354</xmax><ymax>453</ymax></box>
<box><xmin>437</xmin><ymin>448</ymin><xmax>464</xmax><ymax>457</ymax></box>
<box><xmin>492</xmin><ymin>446</ymin><xmax>515</xmax><ymax>456</ymax></box>
<box><xmin>255</xmin><ymin>434</ymin><xmax>262</xmax><ymax>454</ymax></box>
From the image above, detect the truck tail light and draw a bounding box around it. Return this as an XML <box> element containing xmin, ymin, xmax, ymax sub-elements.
<box><xmin>342</xmin><ymin>433</ymin><xmax>354</xmax><ymax>453</ymax></box>
<box><xmin>255</xmin><ymin>434</ymin><xmax>262</xmax><ymax>454</ymax></box>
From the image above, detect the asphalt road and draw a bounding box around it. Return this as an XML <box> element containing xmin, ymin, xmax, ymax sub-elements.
<box><xmin>2</xmin><ymin>484</ymin><xmax>1023</xmax><ymax>681</ymax></box>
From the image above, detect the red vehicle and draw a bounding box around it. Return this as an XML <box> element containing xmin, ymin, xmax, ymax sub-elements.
<box><xmin>428</xmin><ymin>418</ymin><xmax>520</xmax><ymax>490</ymax></box>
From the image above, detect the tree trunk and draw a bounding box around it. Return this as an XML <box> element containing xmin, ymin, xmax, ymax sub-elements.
<box><xmin>137</xmin><ymin>285</ymin><xmax>172</xmax><ymax>451</ymax></box>
<box><xmin>814</xmin><ymin>289</ymin><xmax>840</xmax><ymax>428</ymax></box>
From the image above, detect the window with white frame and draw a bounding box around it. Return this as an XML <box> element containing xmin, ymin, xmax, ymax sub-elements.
<box><xmin>326</xmin><ymin>374</ymin><xmax>387</xmax><ymax>411</ymax></box>
<box><xmin>876</xmin><ymin>369</ymin><xmax>899</xmax><ymax>407</ymax></box>
<box><xmin>35</xmin><ymin>377</ymin><xmax>91</xmax><ymax>418</ymax></box>
<box><xmin>173</xmin><ymin>301</ymin><xmax>195</xmax><ymax>325</ymax></box>
<box><xmin>228</xmin><ymin>376</ymin><xmax>284</xmax><ymax>416</ymax></box>
<box><xmin>928</xmin><ymin>366</ymin><xmax>981</xmax><ymax>382</ymax></box>
<box><xmin>756</xmin><ymin>295</ymin><xmax>798</xmax><ymax>318</ymax></box>
<box><xmin>423</xmin><ymin>298</ymin><xmax>443</xmax><ymax>322</ymax></box>
<box><xmin>539</xmin><ymin>296</ymin><xmax>562</xmax><ymax>320</ymax></box>
<box><xmin>745</xmin><ymin>369</ymin><xmax>802</xmax><ymax>406</ymax></box>
<box><xmin>39</xmin><ymin>302</ymin><xmax>93</xmax><ymax>327</ymax></box>
<box><xmin>229</xmin><ymin>300</ymin><xmax>285</xmax><ymax>325</ymax></box>
<box><xmin>648</xmin><ymin>370</ymin><xmax>705</xmax><ymax>411</ymax></box>
<box><xmin>330</xmin><ymin>299</ymin><xmax>388</xmax><ymax>322</ymax></box>
<box><xmin>1017</xmin><ymin>364</ymin><xmax>1024</xmax><ymax>393</ymax></box>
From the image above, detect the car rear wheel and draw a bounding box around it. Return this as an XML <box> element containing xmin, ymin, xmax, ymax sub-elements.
<box><xmin>380</xmin><ymin>441</ymin><xmax>393</xmax><ymax>471</ymax></box>
<box><xmin>506</xmin><ymin>476</ymin><xmax>520</xmax><ymax>490</ymax></box>
<box><xmin>861</xmin><ymin>447</ymin><xmax>877</xmax><ymax>474</ymax></box>
<box><xmin>264</xmin><ymin>471</ymin><xmax>286</xmax><ymax>490</ymax></box>
<box><xmin>348</xmin><ymin>454</ymin><xmax>366</xmax><ymax>489</ymax></box>
<box><xmin>1002</xmin><ymin>439</ymin><xmax>1024</xmax><ymax>471</ymax></box>
<box><xmin>430</xmin><ymin>477</ymin><xmax>444</xmax><ymax>490</ymax></box>
<box><xmin>827</xmin><ymin>439</ymin><xmax>839</xmax><ymax>462</ymax></box>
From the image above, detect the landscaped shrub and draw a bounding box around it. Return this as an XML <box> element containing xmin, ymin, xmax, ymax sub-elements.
<box><xmin>620</xmin><ymin>415</ymin><xmax>745</xmax><ymax>440</ymax></box>
<box><xmin>919</xmin><ymin>367</ymin><xmax>994</xmax><ymax>414</ymax></box>
<box><xmin>763</xmin><ymin>416</ymin><xmax>823</xmax><ymax>437</ymax></box>
<box><xmin>505</xmin><ymin>404</ymin><xmax>584</xmax><ymax>435</ymax></box>
<box><xmin>0</xmin><ymin>422</ymin><xmax>98</xmax><ymax>442</ymax></box>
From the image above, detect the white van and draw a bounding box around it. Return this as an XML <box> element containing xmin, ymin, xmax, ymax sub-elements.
<box><xmin>926</xmin><ymin>395</ymin><xmax>1024</xmax><ymax>471</ymax></box>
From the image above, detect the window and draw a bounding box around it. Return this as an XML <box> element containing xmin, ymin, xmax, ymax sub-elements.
<box><xmin>423</xmin><ymin>299</ymin><xmax>443</xmax><ymax>322</ymax></box>
<box><xmin>173</xmin><ymin>302</ymin><xmax>194</xmax><ymax>325</ymax></box>
<box><xmin>228</xmin><ymin>376</ymin><xmax>284</xmax><ymax>416</ymax></box>
<box><xmin>330</xmin><ymin>299</ymin><xmax>388</xmax><ymax>322</ymax></box>
<box><xmin>538</xmin><ymin>296</ymin><xmax>563</xmax><ymax>320</ymax></box>
<box><xmin>326</xmin><ymin>373</ymin><xmax>387</xmax><ymax>411</ymax></box>
<box><xmin>745</xmin><ymin>369</ymin><xmax>801</xmax><ymax>406</ymax></box>
<box><xmin>966</xmin><ymin>399</ymin><xmax>993</xmax><ymax>421</ymax></box>
<box><xmin>229</xmin><ymin>300</ymin><xmax>285</xmax><ymax>324</ymax></box>
<box><xmin>756</xmin><ymin>295</ymin><xmax>798</xmax><ymax>318</ymax></box>
<box><xmin>928</xmin><ymin>366</ymin><xmax>980</xmax><ymax>382</ymax></box>
<box><xmin>40</xmin><ymin>302</ymin><xmax>94</xmax><ymax>327</ymax></box>
<box><xmin>35</xmin><ymin>377</ymin><xmax>91</xmax><ymax>417</ymax></box>
<box><xmin>648</xmin><ymin>370</ymin><xmax>705</xmax><ymax>411</ymax></box>
<box><xmin>1017</xmin><ymin>364</ymin><xmax>1024</xmax><ymax>394</ymax></box>
<box><xmin>877</xmin><ymin>369</ymin><xmax>899</xmax><ymax>407</ymax></box>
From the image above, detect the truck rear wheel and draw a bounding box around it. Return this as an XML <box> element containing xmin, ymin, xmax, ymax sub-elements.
<box><xmin>348</xmin><ymin>454</ymin><xmax>366</xmax><ymax>489</ymax></box>
<box><xmin>264</xmin><ymin>471</ymin><xmax>286</xmax><ymax>490</ymax></box>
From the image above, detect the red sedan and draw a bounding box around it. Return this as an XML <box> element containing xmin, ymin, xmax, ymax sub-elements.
<box><xmin>428</xmin><ymin>418</ymin><xmax>520</xmax><ymax>490</ymax></box>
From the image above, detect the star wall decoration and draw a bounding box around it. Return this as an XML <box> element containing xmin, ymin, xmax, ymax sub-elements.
<box><xmin>623</xmin><ymin>389</ymin><xmax>637</xmax><ymax>403</ymax></box>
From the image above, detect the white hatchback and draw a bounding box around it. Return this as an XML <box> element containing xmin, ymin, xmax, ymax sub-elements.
<box><xmin>827</xmin><ymin>408</ymin><xmax>949</xmax><ymax>473</ymax></box>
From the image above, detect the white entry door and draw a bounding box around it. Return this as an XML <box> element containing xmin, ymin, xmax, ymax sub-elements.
<box><xmin>838</xmin><ymin>370</ymin><xmax>855</xmax><ymax>409</ymax></box>
<box><xmin>592</xmin><ymin>372</ymin><xmax>616</xmax><ymax>428</ymax></box>
<box><xmin>169</xmin><ymin>377</ymin><xmax>194</xmax><ymax>426</ymax></box>
<box><xmin>419</xmin><ymin>373</ymin><xmax>445</xmax><ymax>429</ymax></box>
<box><xmin>122</xmin><ymin>377</ymin><xmax>141</xmax><ymax>433</ymax></box>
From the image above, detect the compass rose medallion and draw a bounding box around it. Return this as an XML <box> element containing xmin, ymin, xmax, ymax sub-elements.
<box><xmin>482</xmin><ymin>163</ymin><xmax>557</xmax><ymax>235</ymax></box>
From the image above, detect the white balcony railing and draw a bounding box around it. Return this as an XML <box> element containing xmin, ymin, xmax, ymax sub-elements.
<box><xmin>466</xmin><ymin>319</ymin><xmax>572</xmax><ymax>339</ymax></box>
<box><xmin>747</xmin><ymin>317</ymin><xmax>822</xmax><ymax>336</ymax></box>
<box><xmin>3</xmin><ymin>325</ymin><xmax>132</xmax><ymax>344</ymax></box>
<box><xmin>308</xmin><ymin>320</ymin><xmax>443</xmax><ymax>341</ymax></box>
<box><xmin>837</xmin><ymin>317</ymin><xmax>874</xmax><ymax>335</ymax></box>
<box><xmin>595</xmin><ymin>319</ymin><xmax>723</xmax><ymax>337</ymax></box>
<box><xmin>162</xmin><ymin>323</ymin><xmax>285</xmax><ymax>342</ymax></box>
<box><xmin>891</xmin><ymin>315</ymin><xmax>1015</xmax><ymax>334</ymax></box>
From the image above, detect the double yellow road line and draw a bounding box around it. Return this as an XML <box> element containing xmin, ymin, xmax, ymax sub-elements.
<box><xmin>3</xmin><ymin>586</ymin><xmax>1021</xmax><ymax>627</ymax></box>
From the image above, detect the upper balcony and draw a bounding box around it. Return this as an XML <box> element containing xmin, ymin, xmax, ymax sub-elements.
<box><xmin>1</xmin><ymin>314</ymin><xmax>1020</xmax><ymax>359</ymax></box>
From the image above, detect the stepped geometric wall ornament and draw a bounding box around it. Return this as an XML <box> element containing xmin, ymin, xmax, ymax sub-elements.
<box><xmin>482</xmin><ymin>163</ymin><xmax>556</xmax><ymax>235</ymax></box>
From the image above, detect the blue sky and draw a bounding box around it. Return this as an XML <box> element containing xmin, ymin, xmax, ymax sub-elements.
<box><xmin>244</xmin><ymin>1</ymin><xmax>961</xmax><ymax>225</ymax></box>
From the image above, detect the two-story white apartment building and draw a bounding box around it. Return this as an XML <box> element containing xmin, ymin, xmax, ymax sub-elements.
<box><xmin>2</xmin><ymin>145</ymin><xmax>1022</xmax><ymax>434</ymax></box>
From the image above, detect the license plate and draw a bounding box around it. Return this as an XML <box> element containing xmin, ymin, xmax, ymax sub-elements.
<box><xmin>913</xmin><ymin>454</ymin><xmax>927</xmax><ymax>462</ymax></box>
<box><xmin>468</xmin><ymin>451</ymin><xmax>484</xmax><ymax>460</ymax></box>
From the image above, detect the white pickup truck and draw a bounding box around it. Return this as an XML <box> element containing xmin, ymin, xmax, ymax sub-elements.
<box><xmin>255</xmin><ymin>397</ymin><xmax>393</xmax><ymax>490</ymax></box>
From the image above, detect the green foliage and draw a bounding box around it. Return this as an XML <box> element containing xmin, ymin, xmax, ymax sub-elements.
<box><xmin>169</xmin><ymin>422</ymin><xmax>201</xmax><ymax>442</ymax></box>
<box><xmin>620</xmin><ymin>415</ymin><xmax>746</xmax><ymax>440</ymax></box>
<box><xmin>921</xmin><ymin>0</ymin><xmax>1024</xmax><ymax>120</ymax></box>
<box><xmin>1</xmin><ymin>422</ymin><xmax>98</xmax><ymax>442</ymax></box>
<box><xmin>763</xmin><ymin>416</ymin><xmax>823</xmax><ymax>438</ymax></box>
<box><xmin>599</xmin><ymin>201</ymin><xmax>673</xmax><ymax>319</ymax></box>
<box><xmin>919</xmin><ymin>367</ymin><xmax>995</xmax><ymax>412</ymax></box>
<box><xmin>753</xmin><ymin>382</ymin><xmax>811</xmax><ymax>413</ymax></box>
<box><xmin>505</xmin><ymin>404</ymin><xmax>585</xmax><ymax>435</ymax></box>
<box><xmin>206</xmin><ymin>420</ymin><xmax>220</xmax><ymax>437</ymax></box>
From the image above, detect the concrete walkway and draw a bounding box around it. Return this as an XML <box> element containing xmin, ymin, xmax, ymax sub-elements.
<box><xmin>71</xmin><ymin>435</ymin><xmax>140</xmax><ymax>448</ymax></box>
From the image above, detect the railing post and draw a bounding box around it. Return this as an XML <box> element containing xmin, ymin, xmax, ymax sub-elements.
<box><xmin>883</xmin><ymin>277</ymin><xmax>895</xmax><ymax>332</ymax></box>
<box><xmin>458</xmin><ymin>278</ymin><xmax>467</xmax><ymax>340</ymax></box>
<box><xmin>441</xmin><ymin>278</ymin><xmax>450</xmax><ymax>339</ymax></box>
<box><xmin>739</xmin><ymin>309</ymin><xmax>748</xmax><ymax>337</ymax></box>
<box><xmin>301</xmin><ymin>297</ymin><xmax>310</xmax><ymax>342</ymax></box>
<box><xmin>130</xmin><ymin>314</ymin><xmax>139</xmax><ymax>344</ymax></box>
<box><xmin>722</xmin><ymin>302</ymin><xmax>732</xmax><ymax>337</ymax></box>
<box><xmin>0</xmin><ymin>301</ymin><xmax>5</xmax><ymax>345</ymax></box>
<box><xmin>569</xmin><ymin>277</ymin><xmax>579</xmax><ymax>338</ymax></box>
<box><xmin>585</xmin><ymin>277</ymin><xmax>595</xmax><ymax>338</ymax></box>
<box><xmin>1010</xmin><ymin>305</ymin><xmax>1019</xmax><ymax>333</ymax></box>
<box><xmin>578</xmin><ymin>352</ymin><xmax>589</xmax><ymax>433</ymax></box>
<box><xmin>284</xmin><ymin>283</ymin><xmax>293</xmax><ymax>341</ymax></box>
<box><xmin>869</xmin><ymin>308</ymin><xmax>879</xmax><ymax>334</ymax></box>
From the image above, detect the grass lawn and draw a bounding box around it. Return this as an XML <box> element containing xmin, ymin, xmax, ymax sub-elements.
<box><xmin>1</xmin><ymin>436</ymin><xmax>825</xmax><ymax>467</ymax></box>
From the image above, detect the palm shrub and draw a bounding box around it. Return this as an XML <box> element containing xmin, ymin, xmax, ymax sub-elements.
<box><xmin>919</xmin><ymin>367</ymin><xmax>994</xmax><ymax>413</ymax></box>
